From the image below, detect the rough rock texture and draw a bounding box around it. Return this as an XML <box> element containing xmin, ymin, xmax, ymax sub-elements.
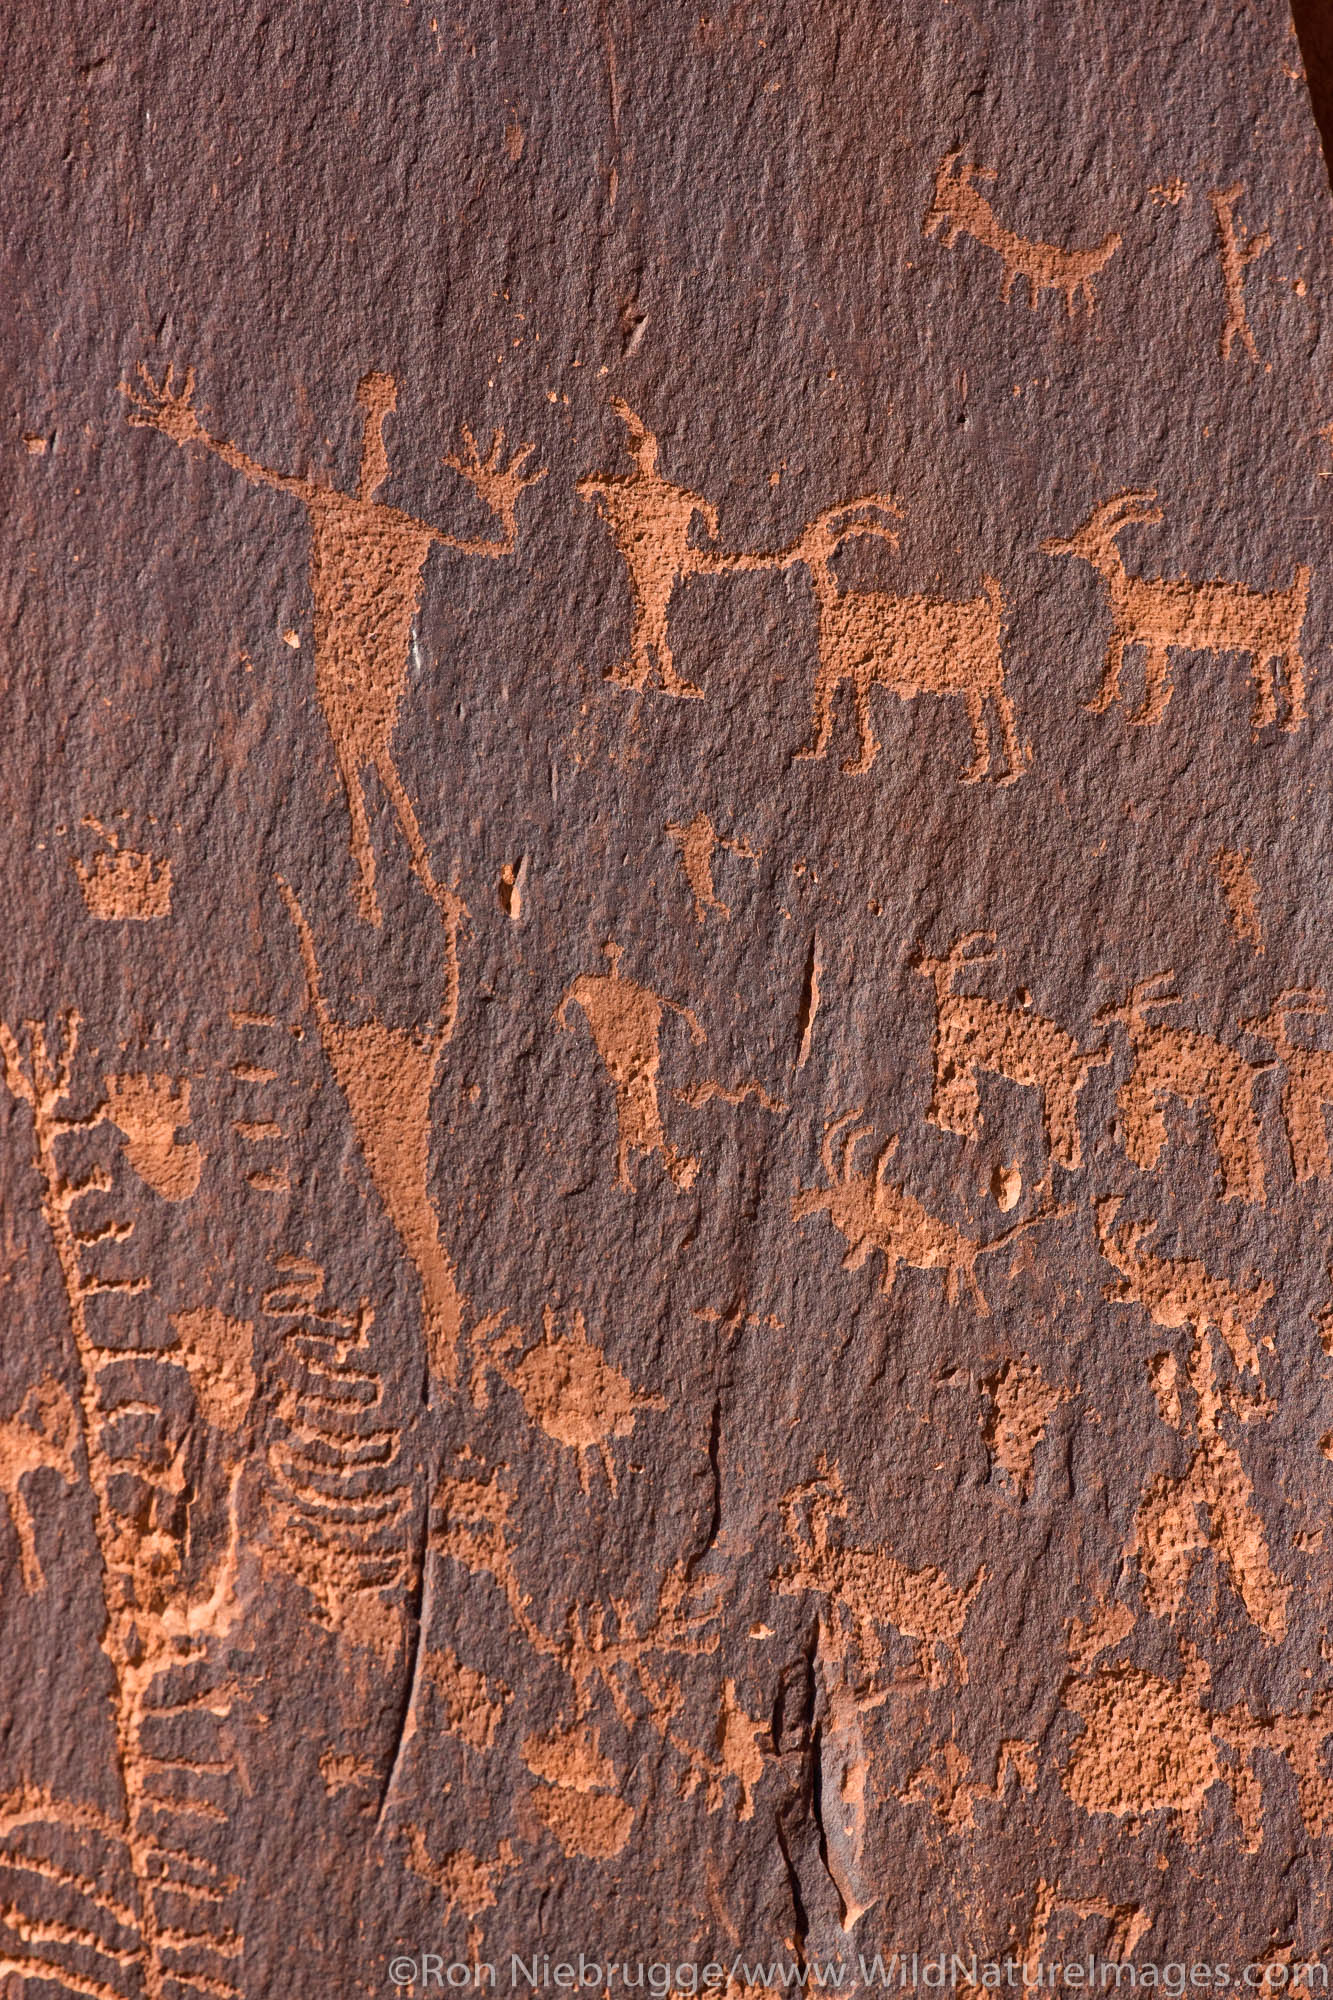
<box><xmin>5</xmin><ymin>0</ymin><xmax>1333</xmax><ymax>1988</ymax></box>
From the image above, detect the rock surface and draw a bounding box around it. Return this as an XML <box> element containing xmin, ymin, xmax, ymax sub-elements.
<box><xmin>5</xmin><ymin>0</ymin><xmax>1333</xmax><ymax>1985</ymax></box>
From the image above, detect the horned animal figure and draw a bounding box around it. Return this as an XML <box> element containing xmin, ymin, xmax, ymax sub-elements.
<box><xmin>1094</xmin><ymin>1198</ymin><xmax>1272</xmax><ymax>1384</ymax></box>
<box><xmin>1042</xmin><ymin>490</ymin><xmax>1309</xmax><ymax>735</ymax></box>
<box><xmin>923</xmin><ymin>152</ymin><xmax>1121</xmax><ymax>315</ymax></box>
<box><xmin>914</xmin><ymin>932</ymin><xmax>1110</xmax><ymax>1168</ymax></box>
<box><xmin>792</xmin><ymin>1109</ymin><xmax>1068</xmax><ymax>1315</ymax></box>
<box><xmin>1243</xmin><ymin>989</ymin><xmax>1333</xmax><ymax>1183</ymax></box>
<box><xmin>762</xmin><ymin>497</ymin><xmax>1024</xmax><ymax>783</ymax></box>
<box><xmin>1099</xmin><ymin>973</ymin><xmax>1272</xmax><ymax>1204</ymax></box>
<box><xmin>778</xmin><ymin>1466</ymin><xmax>984</xmax><ymax>1686</ymax></box>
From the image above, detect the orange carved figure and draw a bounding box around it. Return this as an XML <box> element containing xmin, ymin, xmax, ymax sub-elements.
<box><xmin>1043</xmin><ymin>491</ymin><xmax>1309</xmax><ymax>735</ymax></box>
<box><xmin>923</xmin><ymin>152</ymin><xmax>1121</xmax><ymax>314</ymax></box>
<box><xmin>124</xmin><ymin>365</ymin><xmax>545</xmax><ymax>934</ymax></box>
<box><xmin>577</xmin><ymin>399</ymin><xmax>732</xmax><ymax>698</ymax></box>
<box><xmin>557</xmin><ymin>943</ymin><xmax>705</xmax><ymax>1192</ymax></box>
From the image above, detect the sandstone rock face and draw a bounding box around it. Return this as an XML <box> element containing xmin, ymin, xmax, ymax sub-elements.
<box><xmin>5</xmin><ymin>0</ymin><xmax>1333</xmax><ymax>1986</ymax></box>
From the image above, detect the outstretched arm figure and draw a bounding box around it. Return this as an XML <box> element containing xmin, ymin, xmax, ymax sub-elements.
<box><xmin>433</xmin><ymin>425</ymin><xmax>547</xmax><ymax>557</ymax></box>
<box><xmin>122</xmin><ymin>364</ymin><xmax>313</xmax><ymax>497</ymax></box>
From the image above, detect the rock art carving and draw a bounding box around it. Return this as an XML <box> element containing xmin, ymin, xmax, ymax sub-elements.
<box><xmin>1209</xmin><ymin>182</ymin><xmax>1270</xmax><ymax>363</ymax></box>
<box><xmin>980</xmin><ymin>1357</ymin><xmax>1071</xmax><ymax>1497</ymax></box>
<box><xmin>1020</xmin><ymin>1881</ymin><xmax>1152</xmax><ymax>1969</ymax></box>
<box><xmin>522</xmin><ymin>1726</ymin><xmax>634</xmax><ymax>1859</ymax></box>
<box><xmin>666</xmin><ymin>811</ymin><xmax>757</xmax><ymax>922</ymax></box>
<box><xmin>404</xmin><ymin>1829</ymin><xmax>517</xmax><ymax>1921</ymax></box>
<box><xmin>281</xmin><ymin>881</ymin><xmax>464</xmax><ymax>1386</ymax></box>
<box><xmin>1094</xmin><ymin>1196</ymin><xmax>1271</xmax><ymax>1381</ymax></box>
<box><xmin>557</xmin><ymin>942</ymin><xmax>705</xmax><ymax>1192</ymax></box>
<box><xmin>730</xmin><ymin>498</ymin><xmax>1024</xmax><ymax>783</ymax></box>
<box><xmin>469</xmin><ymin>1304</ymin><xmax>665</xmax><ymax>1493</ymax></box>
<box><xmin>0</xmin><ymin>1379</ymin><xmax>78</xmax><ymax>1591</ymax></box>
<box><xmin>576</xmin><ymin>399</ymin><xmax>737</xmax><ymax>699</ymax></box>
<box><xmin>922</xmin><ymin>151</ymin><xmax>1122</xmax><ymax>313</ymax></box>
<box><xmin>777</xmin><ymin>1464</ymin><xmax>983</xmax><ymax>1686</ymax></box>
<box><xmin>1042</xmin><ymin>491</ymin><xmax>1309</xmax><ymax>735</ymax></box>
<box><xmin>904</xmin><ymin>1739</ymin><xmax>1037</xmax><ymax>1836</ymax></box>
<box><xmin>72</xmin><ymin>820</ymin><xmax>172</xmax><ymax>921</ymax></box>
<box><xmin>1098</xmin><ymin>973</ymin><xmax>1272</xmax><ymax>1204</ymax></box>
<box><xmin>103</xmin><ymin>1073</ymin><xmax>203</xmax><ymax>1202</ymax></box>
<box><xmin>1062</xmin><ymin>1637</ymin><xmax>1333</xmax><ymax>1851</ymax></box>
<box><xmin>793</xmin><ymin>1109</ymin><xmax>1071</xmax><ymax>1315</ymax></box>
<box><xmin>1095</xmin><ymin>1198</ymin><xmax>1286</xmax><ymax>1639</ymax></box>
<box><xmin>914</xmin><ymin>932</ymin><xmax>1110</xmax><ymax>1167</ymax></box>
<box><xmin>1243</xmin><ymin>990</ymin><xmax>1333</xmax><ymax>1182</ymax></box>
<box><xmin>0</xmin><ymin>1011</ymin><xmax>246</xmax><ymax>2000</ymax></box>
<box><xmin>123</xmin><ymin>363</ymin><xmax>544</xmax><ymax>951</ymax></box>
<box><xmin>262</xmin><ymin>1283</ymin><xmax>413</xmax><ymax>1656</ymax></box>
<box><xmin>422</xmin><ymin>1649</ymin><xmax>510</xmax><ymax>1752</ymax></box>
<box><xmin>1213</xmin><ymin>847</ymin><xmax>1263</xmax><ymax>951</ymax></box>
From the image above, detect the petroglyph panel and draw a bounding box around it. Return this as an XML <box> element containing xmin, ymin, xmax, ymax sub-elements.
<box><xmin>8</xmin><ymin>0</ymin><xmax>1333</xmax><ymax>1978</ymax></box>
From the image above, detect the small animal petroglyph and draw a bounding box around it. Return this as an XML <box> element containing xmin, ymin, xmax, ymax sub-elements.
<box><xmin>1243</xmin><ymin>990</ymin><xmax>1333</xmax><ymax>1183</ymax></box>
<box><xmin>904</xmin><ymin>1739</ymin><xmax>1037</xmax><ymax>1836</ymax></box>
<box><xmin>915</xmin><ymin>932</ymin><xmax>1110</xmax><ymax>1168</ymax></box>
<box><xmin>923</xmin><ymin>152</ymin><xmax>1121</xmax><ymax>314</ymax></box>
<box><xmin>124</xmin><ymin>363</ymin><xmax>544</xmax><ymax>952</ymax></box>
<box><xmin>469</xmin><ymin>1304</ymin><xmax>665</xmax><ymax>1493</ymax></box>
<box><xmin>102</xmin><ymin>1072</ymin><xmax>202</xmax><ymax>1202</ymax></box>
<box><xmin>1094</xmin><ymin>1196</ymin><xmax>1271</xmax><ymax>1380</ymax></box>
<box><xmin>577</xmin><ymin>399</ymin><xmax>740</xmax><ymax>699</ymax></box>
<box><xmin>1209</xmin><ymin>182</ymin><xmax>1270</xmax><ymax>363</ymax></box>
<box><xmin>1043</xmin><ymin>491</ymin><xmax>1309</xmax><ymax>735</ymax></box>
<box><xmin>0</xmin><ymin>1379</ymin><xmax>78</xmax><ymax>1591</ymax></box>
<box><xmin>746</xmin><ymin>498</ymin><xmax>1023</xmax><ymax>783</ymax></box>
<box><xmin>1212</xmin><ymin>847</ymin><xmax>1263</xmax><ymax>952</ymax></box>
<box><xmin>667</xmin><ymin>811</ymin><xmax>757</xmax><ymax>922</ymax></box>
<box><xmin>522</xmin><ymin>1725</ymin><xmax>634</xmax><ymax>1858</ymax></box>
<box><xmin>72</xmin><ymin>820</ymin><xmax>171</xmax><ymax>920</ymax></box>
<box><xmin>404</xmin><ymin>1829</ymin><xmax>517</xmax><ymax>1921</ymax></box>
<box><xmin>778</xmin><ymin>1468</ymin><xmax>982</xmax><ymax>1686</ymax></box>
<box><xmin>262</xmin><ymin>1290</ymin><xmax>413</xmax><ymax>1655</ymax></box>
<box><xmin>282</xmin><ymin>882</ymin><xmax>464</xmax><ymax>1387</ymax></box>
<box><xmin>422</xmin><ymin>1649</ymin><xmax>510</xmax><ymax>1752</ymax></box>
<box><xmin>794</xmin><ymin>1110</ymin><xmax>1070</xmax><ymax>1315</ymax></box>
<box><xmin>1098</xmin><ymin>974</ymin><xmax>1272</xmax><ymax>1204</ymax></box>
<box><xmin>557</xmin><ymin>942</ymin><xmax>705</xmax><ymax>1192</ymax></box>
<box><xmin>676</xmin><ymin>1680</ymin><xmax>766</xmax><ymax>1826</ymax></box>
<box><xmin>981</xmin><ymin>1357</ymin><xmax>1071</xmax><ymax>1497</ymax></box>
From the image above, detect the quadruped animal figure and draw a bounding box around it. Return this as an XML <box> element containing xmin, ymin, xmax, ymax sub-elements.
<box><xmin>1042</xmin><ymin>491</ymin><xmax>1309</xmax><ymax>735</ymax></box>
<box><xmin>793</xmin><ymin>1109</ymin><xmax>1069</xmax><ymax>1315</ymax></box>
<box><xmin>914</xmin><ymin>932</ymin><xmax>1110</xmax><ymax>1169</ymax></box>
<box><xmin>1099</xmin><ymin>974</ymin><xmax>1272</xmax><ymax>1205</ymax></box>
<box><xmin>923</xmin><ymin>152</ymin><xmax>1122</xmax><ymax>315</ymax></box>
<box><xmin>723</xmin><ymin>497</ymin><xmax>1024</xmax><ymax>784</ymax></box>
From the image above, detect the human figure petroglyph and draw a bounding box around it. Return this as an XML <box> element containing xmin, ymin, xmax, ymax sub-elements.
<box><xmin>666</xmin><ymin>811</ymin><xmax>757</xmax><ymax>923</ymax></box>
<box><xmin>280</xmin><ymin>881</ymin><xmax>464</xmax><ymax>1386</ymax></box>
<box><xmin>777</xmin><ymin>1464</ymin><xmax>983</xmax><ymax>1687</ymax></box>
<box><xmin>123</xmin><ymin>364</ymin><xmax>545</xmax><ymax>941</ymax></box>
<box><xmin>1098</xmin><ymin>974</ymin><xmax>1272</xmax><ymax>1204</ymax></box>
<box><xmin>914</xmin><ymin>933</ymin><xmax>1110</xmax><ymax>1168</ymax></box>
<box><xmin>1243</xmin><ymin>990</ymin><xmax>1333</xmax><ymax>1183</ymax></box>
<box><xmin>1042</xmin><ymin>492</ymin><xmax>1309</xmax><ymax>735</ymax></box>
<box><xmin>730</xmin><ymin>498</ymin><xmax>1024</xmax><ymax>782</ymax></box>
<box><xmin>1209</xmin><ymin>182</ymin><xmax>1270</xmax><ymax>363</ymax></box>
<box><xmin>557</xmin><ymin>942</ymin><xmax>705</xmax><ymax>1192</ymax></box>
<box><xmin>792</xmin><ymin>1111</ymin><xmax>1072</xmax><ymax>1316</ymax></box>
<box><xmin>923</xmin><ymin>152</ymin><xmax>1121</xmax><ymax>314</ymax></box>
<box><xmin>469</xmin><ymin>1304</ymin><xmax>665</xmax><ymax>1493</ymax></box>
<box><xmin>577</xmin><ymin>399</ymin><xmax>733</xmax><ymax>699</ymax></box>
